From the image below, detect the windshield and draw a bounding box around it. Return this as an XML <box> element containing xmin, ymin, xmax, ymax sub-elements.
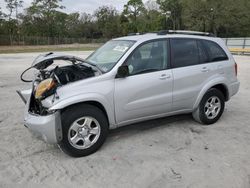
<box><xmin>86</xmin><ymin>40</ymin><xmax>135</xmax><ymax>72</ymax></box>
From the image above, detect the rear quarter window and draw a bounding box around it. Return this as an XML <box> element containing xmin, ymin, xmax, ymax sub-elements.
<box><xmin>201</xmin><ymin>40</ymin><xmax>228</xmax><ymax>62</ymax></box>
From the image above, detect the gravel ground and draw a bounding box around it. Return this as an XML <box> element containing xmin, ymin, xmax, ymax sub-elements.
<box><xmin>0</xmin><ymin>52</ymin><xmax>249</xmax><ymax>188</ymax></box>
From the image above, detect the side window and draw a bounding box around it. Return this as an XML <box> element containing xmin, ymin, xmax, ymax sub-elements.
<box><xmin>197</xmin><ymin>40</ymin><xmax>210</xmax><ymax>63</ymax></box>
<box><xmin>171</xmin><ymin>38</ymin><xmax>199</xmax><ymax>68</ymax></box>
<box><xmin>126</xmin><ymin>40</ymin><xmax>168</xmax><ymax>75</ymax></box>
<box><xmin>202</xmin><ymin>40</ymin><xmax>228</xmax><ymax>62</ymax></box>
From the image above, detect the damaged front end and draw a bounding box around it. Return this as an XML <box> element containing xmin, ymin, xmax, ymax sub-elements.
<box><xmin>18</xmin><ymin>52</ymin><xmax>102</xmax><ymax>143</ymax></box>
<box><xmin>20</xmin><ymin>52</ymin><xmax>101</xmax><ymax>116</ymax></box>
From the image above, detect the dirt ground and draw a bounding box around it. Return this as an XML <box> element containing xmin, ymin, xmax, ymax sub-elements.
<box><xmin>0</xmin><ymin>52</ymin><xmax>249</xmax><ymax>188</ymax></box>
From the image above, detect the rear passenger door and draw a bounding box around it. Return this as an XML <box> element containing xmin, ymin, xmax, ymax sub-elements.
<box><xmin>201</xmin><ymin>39</ymin><xmax>229</xmax><ymax>76</ymax></box>
<box><xmin>170</xmin><ymin>38</ymin><xmax>213</xmax><ymax>111</ymax></box>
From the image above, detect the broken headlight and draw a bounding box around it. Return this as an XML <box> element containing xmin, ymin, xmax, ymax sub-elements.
<box><xmin>35</xmin><ymin>78</ymin><xmax>57</xmax><ymax>100</ymax></box>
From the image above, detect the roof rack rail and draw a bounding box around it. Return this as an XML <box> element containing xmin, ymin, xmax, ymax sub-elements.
<box><xmin>157</xmin><ymin>30</ymin><xmax>215</xmax><ymax>37</ymax></box>
<box><xmin>127</xmin><ymin>33</ymin><xmax>142</xmax><ymax>36</ymax></box>
<box><xmin>127</xmin><ymin>32</ymin><xmax>157</xmax><ymax>36</ymax></box>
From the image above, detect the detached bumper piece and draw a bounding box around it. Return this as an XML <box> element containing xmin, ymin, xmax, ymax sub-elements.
<box><xmin>16</xmin><ymin>89</ymin><xmax>32</xmax><ymax>104</ymax></box>
<box><xmin>230</xmin><ymin>81</ymin><xmax>240</xmax><ymax>97</ymax></box>
<box><xmin>24</xmin><ymin>111</ymin><xmax>62</xmax><ymax>144</ymax></box>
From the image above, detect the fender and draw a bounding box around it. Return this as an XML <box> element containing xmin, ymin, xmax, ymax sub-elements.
<box><xmin>49</xmin><ymin>93</ymin><xmax>116</xmax><ymax>129</ymax></box>
<box><xmin>193</xmin><ymin>77</ymin><xmax>229</xmax><ymax>110</ymax></box>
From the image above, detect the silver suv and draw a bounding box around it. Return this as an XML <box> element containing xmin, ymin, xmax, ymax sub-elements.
<box><xmin>18</xmin><ymin>30</ymin><xmax>240</xmax><ymax>157</ymax></box>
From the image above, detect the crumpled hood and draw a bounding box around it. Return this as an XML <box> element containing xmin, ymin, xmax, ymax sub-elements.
<box><xmin>32</xmin><ymin>52</ymin><xmax>86</xmax><ymax>70</ymax></box>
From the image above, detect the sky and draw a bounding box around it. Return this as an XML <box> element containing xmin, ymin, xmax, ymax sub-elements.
<box><xmin>0</xmin><ymin>0</ymin><xmax>148</xmax><ymax>14</ymax></box>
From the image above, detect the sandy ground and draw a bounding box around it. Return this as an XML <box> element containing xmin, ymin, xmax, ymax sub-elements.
<box><xmin>0</xmin><ymin>52</ymin><xmax>249</xmax><ymax>188</ymax></box>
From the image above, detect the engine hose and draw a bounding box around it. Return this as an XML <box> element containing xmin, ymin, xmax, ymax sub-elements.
<box><xmin>20</xmin><ymin>66</ymin><xmax>34</xmax><ymax>82</ymax></box>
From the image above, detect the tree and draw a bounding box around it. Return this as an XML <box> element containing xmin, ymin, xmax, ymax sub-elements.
<box><xmin>142</xmin><ymin>0</ymin><xmax>164</xmax><ymax>32</ymax></box>
<box><xmin>78</xmin><ymin>13</ymin><xmax>95</xmax><ymax>38</ymax></box>
<box><xmin>27</xmin><ymin>0</ymin><xmax>64</xmax><ymax>37</ymax></box>
<box><xmin>0</xmin><ymin>8</ymin><xmax>5</xmax><ymax>21</ymax></box>
<box><xmin>13</xmin><ymin>0</ymin><xmax>23</xmax><ymax>20</ymax></box>
<box><xmin>5</xmin><ymin>0</ymin><xmax>15</xmax><ymax>21</ymax></box>
<box><xmin>123</xmin><ymin>0</ymin><xmax>145</xmax><ymax>32</ymax></box>
<box><xmin>1</xmin><ymin>0</ymin><xmax>250</xmax><ymax>45</ymax></box>
<box><xmin>145</xmin><ymin>0</ymin><xmax>159</xmax><ymax>11</ymax></box>
<box><xmin>94</xmin><ymin>6</ymin><xmax>121</xmax><ymax>38</ymax></box>
<box><xmin>65</xmin><ymin>12</ymin><xmax>80</xmax><ymax>37</ymax></box>
<box><xmin>5</xmin><ymin>0</ymin><xmax>20</xmax><ymax>44</ymax></box>
<box><xmin>182</xmin><ymin>0</ymin><xmax>210</xmax><ymax>32</ymax></box>
<box><xmin>0</xmin><ymin>8</ymin><xmax>7</xmax><ymax>35</ymax></box>
<box><xmin>182</xmin><ymin>0</ymin><xmax>250</xmax><ymax>37</ymax></box>
<box><xmin>14</xmin><ymin>0</ymin><xmax>23</xmax><ymax>40</ymax></box>
<box><xmin>156</xmin><ymin>0</ymin><xmax>182</xmax><ymax>30</ymax></box>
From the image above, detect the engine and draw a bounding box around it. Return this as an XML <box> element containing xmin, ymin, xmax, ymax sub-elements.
<box><xmin>39</xmin><ymin>64</ymin><xmax>95</xmax><ymax>85</ymax></box>
<box><xmin>29</xmin><ymin>64</ymin><xmax>96</xmax><ymax>115</ymax></box>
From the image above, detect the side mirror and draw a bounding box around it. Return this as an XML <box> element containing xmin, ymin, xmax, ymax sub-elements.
<box><xmin>116</xmin><ymin>65</ymin><xmax>129</xmax><ymax>78</ymax></box>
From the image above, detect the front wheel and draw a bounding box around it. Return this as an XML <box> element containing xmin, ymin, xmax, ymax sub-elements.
<box><xmin>59</xmin><ymin>104</ymin><xmax>109</xmax><ymax>157</ymax></box>
<box><xmin>192</xmin><ymin>88</ymin><xmax>225</xmax><ymax>125</ymax></box>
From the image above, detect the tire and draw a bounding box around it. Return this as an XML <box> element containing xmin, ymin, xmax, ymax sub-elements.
<box><xmin>192</xmin><ymin>88</ymin><xmax>225</xmax><ymax>125</ymax></box>
<box><xmin>58</xmin><ymin>104</ymin><xmax>109</xmax><ymax>157</ymax></box>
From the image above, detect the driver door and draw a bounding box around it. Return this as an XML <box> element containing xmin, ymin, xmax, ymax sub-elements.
<box><xmin>114</xmin><ymin>39</ymin><xmax>173</xmax><ymax>124</ymax></box>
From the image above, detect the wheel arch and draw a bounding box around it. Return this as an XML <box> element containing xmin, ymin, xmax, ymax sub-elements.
<box><xmin>49</xmin><ymin>94</ymin><xmax>116</xmax><ymax>129</ymax></box>
<box><xmin>193</xmin><ymin>80</ymin><xmax>229</xmax><ymax>110</ymax></box>
<box><xmin>211</xmin><ymin>84</ymin><xmax>229</xmax><ymax>101</ymax></box>
<box><xmin>61</xmin><ymin>101</ymin><xmax>110</xmax><ymax>125</ymax></box>
<box><xmin>58</xmin><ymin>100</ymin><xmax>111</xmax><ymax>157</ymax></box>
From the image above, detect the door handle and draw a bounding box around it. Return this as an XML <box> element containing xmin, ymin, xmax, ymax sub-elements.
<box><xmin>201</xmin><ymin>67</ymin><xmax>210</xmax><ymax>72</ymax></box>
<box><xmin>159</xmin><ymin>74</ymin><xmax>171</xmax><ymax>80</ymax></box>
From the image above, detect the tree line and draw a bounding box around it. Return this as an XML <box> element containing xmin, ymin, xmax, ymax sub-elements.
<box><xmin>0</xmin><ymin>0</ymin><xmax>250</xmax><ymax>45</ymax></box>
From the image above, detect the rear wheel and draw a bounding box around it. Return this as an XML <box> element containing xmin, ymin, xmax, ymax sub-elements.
<box><xmin>192</xmin><ymin>88</ymin><xmax>225</xmax><ymax>125</ymax></box>
<box><xmin>59</xmin><ymin>104</ymin><xmax>109</xmax><ymax>157</ymax></box>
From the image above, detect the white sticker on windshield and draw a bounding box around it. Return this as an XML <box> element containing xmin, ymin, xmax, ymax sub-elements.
<box><xmin>113</xmin><ymin>46</ymin><xmax>129</xmax><ymax>52</ymax></box>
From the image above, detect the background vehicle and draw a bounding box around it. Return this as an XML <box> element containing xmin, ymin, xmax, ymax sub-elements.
<box><xmin>18</xmin><ymin>30</ymin><xmax>240</xmax><ymax>157</ymax></box>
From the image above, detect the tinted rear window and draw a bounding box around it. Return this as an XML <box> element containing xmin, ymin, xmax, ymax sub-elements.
<box><xmin>201</xmin><ymin>40</ymin><xmax>228</xmax><ymax>62</ymax></box>
<box><xmin>171</xmin><ymin>38</ymin><xmax>199</xmax><ymax>68</ymax></box>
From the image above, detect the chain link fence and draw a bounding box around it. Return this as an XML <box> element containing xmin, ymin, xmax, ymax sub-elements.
<box><xmin>223</xmin><ymin>38</ymin><xmax>250</xmax><ymax>49</ymax></box>
<box><xmin>1</xmin><ymin>35</ymin><xmax>250</xmax><ymax>55</ymax></box>
<box><xmin>223</xmin><ymin>38</ymin><xmax>250</xmax><ymax>55</ymax></box>
<box><xmin>0</xmin><ymin>35</ymin><xmax>108</xmax><ymax>46</ymax></box>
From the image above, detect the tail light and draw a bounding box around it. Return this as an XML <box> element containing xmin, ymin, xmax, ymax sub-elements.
<box><xmin>234</xmin><ymin>62</ymin><xmax>238</xmax><ymax>77</ymax></box>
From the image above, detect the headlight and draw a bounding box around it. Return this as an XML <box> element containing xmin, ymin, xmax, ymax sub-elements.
<box><xmin>35</xmin><ymin>78</ymin><xmax>56</xmax><ymax>99</ymax></box>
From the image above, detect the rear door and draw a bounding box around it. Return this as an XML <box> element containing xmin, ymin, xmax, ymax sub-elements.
<box><xmin>201</xmin><ymin>39</ymin><xmax>229</xmax><ymax>76</ymax></box>
<box><xmin>170</xmin><ymin>38</ymin><xmax>214</xmax><ymax>111</ymax></box>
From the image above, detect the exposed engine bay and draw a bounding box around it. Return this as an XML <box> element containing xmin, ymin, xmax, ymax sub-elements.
<box><xmin>47</xmin><ymin>64</ymin><xmax>94</xmax><ymax>85</ymax></box>
<box><xmin>21</xmin><ymin>52</ymin><xmax>101</xmax><ymax>115</ymax></box>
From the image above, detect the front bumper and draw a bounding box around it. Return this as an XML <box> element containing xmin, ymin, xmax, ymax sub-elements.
<box><xmin>17</xmin><ymin>89</ymin><xmax>63</xmax><ymax>144</ymax></box>
<box><xmin>24</xmin><ymin>111</ymin><xmax>62</xmax><ymax>144</ymax></box>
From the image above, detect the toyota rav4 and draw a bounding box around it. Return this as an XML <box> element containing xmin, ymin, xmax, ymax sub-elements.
<box><xmin>18</xmin><ymin>30</ymin><xmax>240</xmax><ymax>157</ymax></box>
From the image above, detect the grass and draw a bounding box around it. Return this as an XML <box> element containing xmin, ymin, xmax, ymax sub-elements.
<box><xmin>0</xmin><ymin>44</ymin><xmax>101</xmax><ymax>54</ymax></box>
